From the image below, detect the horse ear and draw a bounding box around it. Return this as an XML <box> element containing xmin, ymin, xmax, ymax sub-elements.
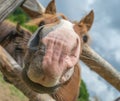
<box><xmin>79</xmin><ymin>10</ymin><xmax>94</xmax><ymax>31</ymax></box>
<box><xmin>74</xmin><ymin>10</ymin><xmax>94</xmax><ymax>43</ymax></box>
<box><xmin>16</xmin><ymin>23</ymin><xmax>23</xmax><ymax>35</ymax></box>
<box><xmin>16</xmin><ymin>23</ymin><xmax>21</xmax><ymax>32</ymax></box>
<box><xmin>45</xmin><ymin>0</ymin><xmax>56</xmax><ymax>14</ymax></box>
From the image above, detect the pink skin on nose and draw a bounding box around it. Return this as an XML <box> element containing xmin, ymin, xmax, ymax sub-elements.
<box><xmin>42</xmin><ymin>27</ymin><xmax>81</xmax><ymax>80</ymax></box>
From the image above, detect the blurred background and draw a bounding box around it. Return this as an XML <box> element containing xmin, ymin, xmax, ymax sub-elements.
<box><xmin>38</xmin><ymin>0</ymin><xmax>120</xmax><ymax>101</ymax></box>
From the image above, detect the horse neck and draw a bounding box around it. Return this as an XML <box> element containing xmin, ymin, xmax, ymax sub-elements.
<box><xmin>52</xmin><ymin>64</ymin><xmax>80</xmax><ymax>101</ymax></box>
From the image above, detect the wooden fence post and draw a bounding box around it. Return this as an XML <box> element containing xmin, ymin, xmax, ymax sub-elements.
<box><xmin>81</xmin><ymin>44</ymin><xmax>120</xmax><ymax>91</ymax></box>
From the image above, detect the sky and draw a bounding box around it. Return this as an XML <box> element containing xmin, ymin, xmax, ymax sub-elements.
<box><xmin>39</xmin><ymin>0</ymin><xmax>120</xmax><ymax>101</ymax></box>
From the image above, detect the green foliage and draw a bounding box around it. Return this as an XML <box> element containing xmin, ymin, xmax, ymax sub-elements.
<box><xmin>78</xmin><ymin>80</ymin><xmax>89</xmax><ymax>101</ymax></box>
<box><xmin>8</xmin><ymin>8</ymin><xmax>38</xmax><ymax>33</ymax></box>
<box><xmin>8</xmin><ymin>8</ymin><xmax>29</xmax><ymax>24</ymax></box>
<box><xmin>22</xmin><ymin>24</ymin><xmax>38</xmax><ymax>33</ymax></box>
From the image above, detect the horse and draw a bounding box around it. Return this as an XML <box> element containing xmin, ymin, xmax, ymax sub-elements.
<box><xmin>0</xmin><ymin>20</ymin><xmax>31</xmax><ymax>66</ymax></box>
<box><xmin>0</xmin><ymin>20</ymin><xmax>32</xmax><ymax>84</ymax></box>
<box><xmin>21</xmin><ymin>0</ymin><xmax>94</xmax><ymax>101</ymax></box>
<box><xmin>0</xmin><ymin>0</ymin><xmax>94</xmax><ymax>101</ymax></box>
<box><xmin>0</xmin><ymin>19</ymin><xmax>79</xmax><ymax>101</ymax></box>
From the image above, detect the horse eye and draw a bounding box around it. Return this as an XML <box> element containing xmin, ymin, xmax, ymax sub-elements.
<box><xmin>83</xmin><ymin>35</ymin><xmax>88</xmax><ymax>43</ymax></box>
<box><xmin>39</xmin><ymin>21</ymin><xmax>45</xmax><ymax>27</ymax></box>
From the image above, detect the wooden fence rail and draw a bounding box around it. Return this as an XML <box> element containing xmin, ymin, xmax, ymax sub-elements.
<box><xmin>81</xmin><ymin>45</ymin><xmax>120</xmax><ymax>91</ymax></box>
<box><xmin>0</xmin><ymin>0</ymin><xmax>25</xmax><ymax>22</ymax></box>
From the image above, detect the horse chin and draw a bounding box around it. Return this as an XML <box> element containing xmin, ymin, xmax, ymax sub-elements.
<box><xmin>26</xmin><ymin>64</ymin><xmax>61</xmax><ymax>87</ymax></box>
<box><xmin>22</xmin><ymin>67</ymin><xmax>60</xmax><ymax>94</ymax></box>
<box><xmin>26</xmin><ymin>61</ymin><xmax>74</xmax><ymax>88</ymax></box>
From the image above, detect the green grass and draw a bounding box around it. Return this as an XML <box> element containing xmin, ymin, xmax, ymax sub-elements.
<box><xmin>78</xmin><ymin>80</ymin><xmax>89</xmax><ymax>101</ymax></box>
<box><xmin>0</xmin><ymin>73</ymin><xmax>27</xmax><ymax>101</ymax></box>
<box><xmin>0</xmin><ymin>73</ymin><xmax>6</xmax><ymax>84</ymax></box>
<box><xmin>9</xmin><ymin>85</ymin><xmax>27</xmax><ymax>101</ymax></box>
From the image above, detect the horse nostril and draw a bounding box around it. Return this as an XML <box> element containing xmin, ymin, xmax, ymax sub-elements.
<box><xmin>39</xmin><ymin>48</ymin><xmax>45</xmax><ymax>56</ymax></box>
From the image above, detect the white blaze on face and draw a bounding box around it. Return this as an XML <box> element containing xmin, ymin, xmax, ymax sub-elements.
<box><xmin>60</xmin><ymin>19</ymin><xmax>74</xmax><ymax>29</ymax></box>
<box><xmin>27</xmin><ymin>19</ymin><xmax>81</xmax><ymax>87</ymax></box>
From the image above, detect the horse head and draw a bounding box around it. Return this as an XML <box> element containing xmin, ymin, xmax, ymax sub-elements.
<box><xmin>0</xmin><ymin>20</ymin><xmax>31</xmax><ymax>66</ymax></box>
<box><xmin>22</xmin><ymin>0</ymin><xmax>94</xmax><ymax>100</ymax></box>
